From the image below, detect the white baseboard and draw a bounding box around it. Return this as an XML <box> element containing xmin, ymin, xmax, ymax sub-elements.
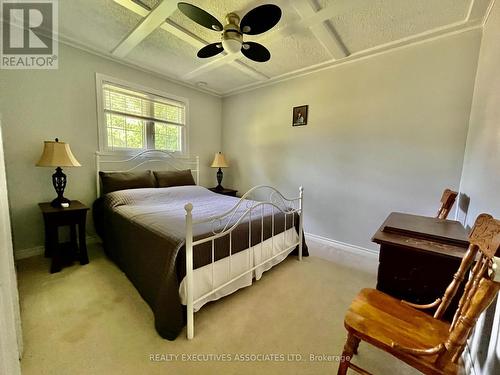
<box><xmin>306</xmin><ymin>232</ymin><xmax>378</xmax><ymax>257</ymax></box>
<box><xmin>14</xmin><ymin>246</ymin><xmax>44</xmax><ymax>260</ymax></box>
<box><xmin>14</xmin><ymin>236</ymin><xmax>100</xmax><ymax>261</ymax></box>
<box><xmin>16</xmin><ymin>232</ymin><xmax>378</xmax><ymax>267</ymax></box>
<box><xmin>305</xmin><ymin>232</ymin><xmax>379</xmax><ymax>274</ymax></box>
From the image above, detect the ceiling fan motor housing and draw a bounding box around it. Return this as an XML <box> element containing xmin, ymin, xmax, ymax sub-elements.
<box><xmin>222</xmin><ymin>12</ymin><xmax>243</xmax><ymax>54</ymax></box>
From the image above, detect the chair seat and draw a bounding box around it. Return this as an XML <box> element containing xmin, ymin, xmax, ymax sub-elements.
<box><xmin>345</xmin><ymin>288</ymin><xmax>460</xmax><ymax>375</ymax></box>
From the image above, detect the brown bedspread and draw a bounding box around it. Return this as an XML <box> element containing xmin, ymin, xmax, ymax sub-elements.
<box><xmin>93</xmin><ymin>186</ymin><xmax>308</xmax><ymax>340</ymax></box>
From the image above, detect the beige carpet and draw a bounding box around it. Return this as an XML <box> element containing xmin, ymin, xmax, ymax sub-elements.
<box><xmin>16</xmin><ymin>241</ymin><xmax>420</xmax><ymax>375</ymax></box>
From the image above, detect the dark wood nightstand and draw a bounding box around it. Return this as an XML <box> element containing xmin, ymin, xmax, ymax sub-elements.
<box><xmin>208</xmin><ymin>187</ymin><xmax>238</xmax><ymax>197</ymax></box>
<box><xmin>39</xmin><ymin>200</ymin><xmax>89</xmax><ymax>273</ymax></box>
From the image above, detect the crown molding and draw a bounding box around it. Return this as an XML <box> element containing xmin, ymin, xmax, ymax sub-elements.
<box><xmin>483</xmin><ymin>0</ymin><xmax>497</xmax><ymax>26</ymax></box>
<box><xmin>56</xmin><ymin>35</ymin><xmax>223</xmax><ymax>98</ymax></box>
<box><xmin>221</xmin><ymin>21</ymin><xmax>483</xmax><ymax>97</ymax></box>
<box><xmin>54</xmin><ymin>15</ymin><xmax>484</xmax><ymax>100</ymax></box>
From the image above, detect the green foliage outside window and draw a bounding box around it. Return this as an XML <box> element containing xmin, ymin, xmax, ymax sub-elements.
<box><xmin>103</xmin><ymin>83</ymin><xmax>185</xmax><ymax>152</ymax></box>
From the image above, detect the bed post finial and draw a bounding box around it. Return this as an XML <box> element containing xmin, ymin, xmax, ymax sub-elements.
<box><xmin>298</xmin><ymin>186</ymin><xmax>304</xmax><ymax>262</ymax></box>
<box><xmin>185</xmin><ymin>202</ymin><xmax>194</xmax><ymax>339</ymax></box>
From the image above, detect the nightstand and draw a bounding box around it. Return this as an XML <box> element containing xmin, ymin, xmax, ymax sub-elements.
<box><xmin>39</xmin><ymin>200</ymin><xmax>89</xmax><ymax>273</ymax></box>
<box><xmin>208</xmin><ymin>187</ymin><xmax>238</xmax><ymax>197</ymax></box>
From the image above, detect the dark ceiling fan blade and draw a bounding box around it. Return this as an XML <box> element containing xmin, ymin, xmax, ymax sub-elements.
<box><xmin>240</xmin><ymin>4</ymin><xmax>281</xmax><ymax>35</ymax></box>
<box><xmin>197</xmin><ymin>43</ymin><xmax>224</xmax><ymax>58</ymax></box>
<box><xmin>241</xmin><ymin>42</ymin><xmax>270</xmax><ymax>62</ymax></box>
<box><xmin>131</xmin><ymin>0</ymin><xmax>151</xmax><ymax>11</ymax></box>
<box><xmin>177</xmin><ymin>2</ymin><xmax>223</xmax><ymax>31</ymax></box>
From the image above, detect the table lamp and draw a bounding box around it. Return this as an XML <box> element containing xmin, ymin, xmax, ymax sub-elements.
<box><xmin>210</xmin><ymin>152</ymin><xmax>229</xmax><ymax>191</ymax></box>
<box><xmin>36</xmin><ymin>138</ymin><xmax>81</xmax><ymax>207</ymax></box>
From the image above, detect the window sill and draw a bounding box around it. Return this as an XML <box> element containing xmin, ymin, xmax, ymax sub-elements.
<box><xmin>96</xmin><ymin>150</ymin><xmax>190</xmax><ymax>159</ymax></box>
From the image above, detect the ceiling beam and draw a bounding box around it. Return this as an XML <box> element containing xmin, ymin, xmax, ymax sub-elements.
<box><xmin>255</xmin><ymin>0</ymin><xmax>352</xmax><ymax>45</ymax></box>
<box><xmin>466</xmin><ymin>0</ymin><xmax>494</xmax><ymax>23</ymax></box>
<box><xmin>112</xmin><ymin>0</ymin><xmax>177</xmax><ymax>57</ymax></box>
<box><xmin>183</xmin><ymin>54</ymin><xmax>240</xmax><ymax>80</ymax></box>
<box><xmin>163</xmin><ymin>19</ymin><xmax>205</xmax><ymax>49</ymax></box>
<box><xmin>291</xmin><ymin>0</ymin><xmax>348</xmax><ymax>60</ymax></box>
<box><xmin>114</xmin><ymin>1</ymin><xmax>206</xmax><ymax>48</ymax></box>
<box><xmin>182</xmin><ymin>0</ymin><xmax>353</xmax><ymax>80</ymax></box>
<box><xmin>232</xmin><ymin>61</ymin><xmax>269</xmax><ymax>81</ymax></box>
<box><xmin>114</xmin><ymin>0</ymin><xmax>149</xmax><ymax>16</ymax></box>
<box><xmin>113</xmin><ymin>0</ymin><xmax>269</xmax><ymax>81</ymax></box>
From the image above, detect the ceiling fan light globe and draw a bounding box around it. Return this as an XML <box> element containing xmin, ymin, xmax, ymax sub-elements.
<box><xmin>222</xmin><ymin>38</ymin><xmax>241</xmax><ymax>54</ymax></box>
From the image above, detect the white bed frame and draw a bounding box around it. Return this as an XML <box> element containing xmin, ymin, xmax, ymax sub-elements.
<box><xmin>96</xmin><ymin>150</ymin><xmax>304</xmax><ymax>340</ymax></box>
<box><xmin>95</xmin><ymin>150</ymin><xmax>200</xmax><ymax>197</ymax></box>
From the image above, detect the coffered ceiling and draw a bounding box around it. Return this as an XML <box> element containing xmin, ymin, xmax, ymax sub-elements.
<box><xmin>58</xmin><ymin>0</ymin><xmax>494</xmax><ymax>96</ymax></box>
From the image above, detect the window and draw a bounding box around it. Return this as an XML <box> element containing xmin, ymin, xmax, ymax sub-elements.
<box><xmin>97</xmin><ymin>75</ymin><xmax>188</xmax><ymax>154</ymax></box>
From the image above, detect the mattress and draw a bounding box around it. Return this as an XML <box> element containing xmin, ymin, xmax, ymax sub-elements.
<box><xmin>93</xmin><ymin>185</ymin><xmax>308</xmax><ymax>340</ymax></box>
<box><xmin>179</xmin><ymin>227</ymin><xmax>298</xmax><ymax>311</ymax></box>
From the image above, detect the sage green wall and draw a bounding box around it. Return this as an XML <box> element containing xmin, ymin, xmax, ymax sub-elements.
<box><xmin>458</xmin><ymin>1</ymin><xmax>500</xmax><ymax>373</ymax></box>
<box><xmin>0</xmin><ymin>43</ymin><xmax>222</xmax><ymax>252</ymax></box>
<box><xmin>0</xmin><ymin>30</ymin><xmax>483</xmax><ymax>255</ymax></box>
<box><xmin>222</xmin><ymin>30</ymin><xmax>482</xmax><ymax>250</ymax></box>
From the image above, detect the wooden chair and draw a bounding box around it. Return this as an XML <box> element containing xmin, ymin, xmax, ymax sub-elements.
<box><xmin>437</xmin><ymin>189</ymin><xmax>458</xmax><ymax>220</ymax></box>
<box><xmin>337</xmin><ymin>213</ymin><xmax>500</xmax><ymax>375</ymax></box>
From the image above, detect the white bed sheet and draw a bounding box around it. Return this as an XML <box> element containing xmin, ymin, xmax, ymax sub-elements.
<box><xmin>179</xmin><ymin>228</ymin><xmax>299</xmax><ymax>311</ymax></box>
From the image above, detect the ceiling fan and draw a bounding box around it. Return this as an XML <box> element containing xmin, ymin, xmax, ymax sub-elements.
<box><xmin>177</xmin><ymin>2</ymin><xmax>281</xmax><ymax>62</ymax></box>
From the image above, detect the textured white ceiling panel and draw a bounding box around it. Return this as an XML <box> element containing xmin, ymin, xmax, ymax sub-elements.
<box><xmin>59</xmin><ymin>0</ymin><xmax>142</xmax><ymax>51</ymax></box>
<box><xmin>321</xmin><ymin>0</ymin><xmax>471</xmax><ymax>52</ymax></box>
<box><xmin>193</xmin><ymin>64</ymin><xmax>256</xmax><ymax>92</ymax></box>
<box><xmin>126</xmin><ymin>28</ymin><xmax>204</xmax><ymax>78</ymax></box>
<box><xmin>55</xmin><ymin>0</ymin><xmax>488</xmax><ymax>95</ymax></box>
<box><xmin>243</xmin><ymin>29</ymin><xmax>331</xmax><ymax>77</ymax></box>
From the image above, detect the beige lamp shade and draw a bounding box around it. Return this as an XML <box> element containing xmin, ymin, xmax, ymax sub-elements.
<box><xmin>36</xmin><ymin>139</ymin><xmax>81</xmax><ymax>167</ymax></box>
<box><xmin>210</xmin><ymin>152</ymin><xmax>229</xmax><ymax>168</ymax></box>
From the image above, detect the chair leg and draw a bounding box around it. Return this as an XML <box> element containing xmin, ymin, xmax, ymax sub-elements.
<box><xmin>338</xmin><ymin>332</ymin><xmax>359</xmax><ymax>375</ymax></box>
<box><xmin>353</xmin><ymin>336</ymin><xmax>360</xmax><ymax>354</ymax></box>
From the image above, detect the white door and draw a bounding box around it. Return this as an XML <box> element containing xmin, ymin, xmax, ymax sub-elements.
<box><xmin>0</xmin><ymin>116</ymin><xmax>22</xmax><ymax>374</ymax></box>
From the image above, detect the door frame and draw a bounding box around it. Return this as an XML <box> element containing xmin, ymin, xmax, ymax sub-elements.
<box><xmin>0</xmin><ymin>115</ymin><xmax>22</xmax><ymax>374</ymax></box>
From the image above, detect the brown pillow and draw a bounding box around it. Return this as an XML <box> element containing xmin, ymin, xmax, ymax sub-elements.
<box><xmin>153</xmin><ymin>169</ymin><xmax>196</xmax><ymax>188</ymax></box>
<box><xmin>99</xmin><ymin>170</ymin><xmax>156</xmax><ymax>195</ymax></box>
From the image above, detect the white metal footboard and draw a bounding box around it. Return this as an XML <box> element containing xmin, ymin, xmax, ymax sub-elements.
<box><xmin>184</xmin><ymin>185</ymin><xmax>304</xmax><ymax>339</ymax></box>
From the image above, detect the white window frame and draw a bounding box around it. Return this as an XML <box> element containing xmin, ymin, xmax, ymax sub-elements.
<box><xmin>95</xmin><ymin>73</ymin><xmax>189</xmax><ymax>156</ymax></box>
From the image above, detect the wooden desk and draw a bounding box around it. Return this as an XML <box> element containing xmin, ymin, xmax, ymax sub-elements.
<box><xmin>372</xmin><ymin>212</ymin><xmax>469</xmax><ymax>321</ymax></box>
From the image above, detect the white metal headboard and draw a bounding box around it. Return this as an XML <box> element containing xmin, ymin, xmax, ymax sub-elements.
<box><xmin>95</xmin><ymin>150</ymin><xmax>200</xmax><ymax>197</ymax></box>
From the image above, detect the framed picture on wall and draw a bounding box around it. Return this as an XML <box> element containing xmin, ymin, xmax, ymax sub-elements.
<box><xmin>292</xmin><ymin>105</ymin><xmax>308</xmax><ymax>126</ymax></box>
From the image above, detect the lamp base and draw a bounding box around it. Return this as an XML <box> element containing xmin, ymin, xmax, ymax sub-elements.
<box><xmin>51</xmin><ymin>167</ymin><xmax>70</xmax><ymax>207</ymax></box>
<box><xmin>51</xmin><ymin>196</ymin><xmax>71</xmax><ymax>208</ymax></box>
<box><xmin>216</xmin><ymin>168</ymin><xmax>224</xmax><ymax>190</ymax></box>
